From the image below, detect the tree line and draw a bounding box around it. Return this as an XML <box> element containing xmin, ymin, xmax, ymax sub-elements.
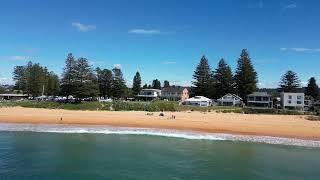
<box><xmin>12</xmin><ymin>53</ymin><xmax>173</xmax><ymax>100</ymax></box>
<box><xmin>10</xmin><ymin>50</ymin><xmax>320</xmax><ymax>101</ymax></box>
<box><xmin>13</xmin><ymin>61</ymin><xmax>60</xmax><ymax>96</ymax></box>
<box><xmin>192</xmin><ymin>49</ymin><xmax>320</xmax><ymax>100</ymax></box>
<box><xmin>13</xmin><ymin>53</ymin><xmax>127</xmax><ymax>99</ymax></box>
<box><xmin>192</xmin><ymin>49</ymin><xmax>258</xmax><ymax>99</ymax></box>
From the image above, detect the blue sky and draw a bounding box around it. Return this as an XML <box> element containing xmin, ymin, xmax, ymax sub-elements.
<box><xmin>0</xmin><ymin>0</ymin><xmax>320</xmax><ymax>88</ymax></box>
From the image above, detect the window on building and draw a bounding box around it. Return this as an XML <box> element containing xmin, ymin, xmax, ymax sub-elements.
<box><xmin>263</xmin><ymin>97</ymin><xmax>269</xmax><ymax>101</ymax></box>
<box><xmin>288</xmin><ymin>100</ymin><xmax>292</xmax><ymax>104</ymax></box>
<box><xmin>288</xmin><ymin>95</ymin><xmax>292</xmax><ymax>99</ymax></box>
<box><xmin>297</xmin><ymin>96</ymin><xmax>302</xmax><ymax>100</ymax></box>
<box><xmin>297</xmin><ymin>101</ymin><xmax>302</xmax><ymax>104</ymax></box>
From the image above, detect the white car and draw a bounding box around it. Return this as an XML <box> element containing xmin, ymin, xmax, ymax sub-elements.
<box><xmin>99</xmin><ymin>98</ymin><xmax>113</xmax><ymax>103</ymax></box>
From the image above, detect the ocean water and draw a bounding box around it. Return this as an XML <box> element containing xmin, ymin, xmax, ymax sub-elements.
<box><xmin>0</xmin><ymin>124</ymin><xmax>320</xmax><ymax>179</ymax></box>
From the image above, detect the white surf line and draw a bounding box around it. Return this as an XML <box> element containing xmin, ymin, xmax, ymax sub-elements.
<box><xmin>0</xmin><ymin>123</ymin><xmax>319</xmax><ymax>148</ymax></box>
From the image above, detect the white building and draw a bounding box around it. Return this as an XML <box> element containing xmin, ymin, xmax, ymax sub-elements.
<box><xmin>280</xmin><ymin>92</ymin><xmax>305</xmax><ymax>110</ymax></box>
<box><xmin>217</xmin><ymin>93</ymin><xmax>242</xmax><ymax>106</ymax></box>
<box><xmin>182</xmin><ymin>96</ymin><xmax>212</xmax><ymax>107</ymax></box>
<box><xmin>137</xmin><ymin>89</ymin><xmax>161</xmax><ymax>101</ymax></box>
<box><xmin>0</xmin><ymin>94</ymin><xmax>28</xmax><ymax>100</ymax></box>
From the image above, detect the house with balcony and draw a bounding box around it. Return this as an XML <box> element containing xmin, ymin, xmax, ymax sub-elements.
<box><xmin>217</xmin><ymin>93</ymin><xmax>242</xmax><ymax>106</ymax></box>
<box><xmin>246</xmin><ymin>92</ymin><xmax>273</xmax><ymax>108</ymax></box>
<box><xmin>160</xmin><ymin>87</ymin><xmax>189</xmax><ymax>101</ymax></box>
<box><xmin>280</xmin><ymin>92</ymin><xmax>305</xmax><ymax>110</ymax></box>
<box><xmin>137</xmin><ymin>89</ymin><xmax>161</xmax><ymax>101</ymax></box>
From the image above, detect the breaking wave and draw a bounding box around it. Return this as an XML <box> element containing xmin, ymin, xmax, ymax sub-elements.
<box><xmin>0</xmin><ymin>123</ymin><xmax>319</xmax><ymax>148</ymax></box>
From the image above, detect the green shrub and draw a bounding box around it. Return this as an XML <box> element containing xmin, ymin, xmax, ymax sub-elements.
<box><xmin>149</xmin><ymin>101</ymin><xmax>177</xmax><ymax>111</ymax></box>
<box><xmin>112</xmin><ymin>101</ymin><xmax>148</xmax><ymax>111</ymax></box>
<box><xmin>145</xmin><ymin>103</ymin><xmax>160</xmax><ymax>112</ymax></box>
<box><xmin>243</xmin><ymin>108</ymin><xmax>306</xmax><ymax>115</ymax></box>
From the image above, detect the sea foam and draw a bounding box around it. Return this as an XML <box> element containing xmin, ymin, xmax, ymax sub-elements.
<box><xmin>0</xmin><ymin>123</ymin><xmax>319</xmax><ymax>148</ymax></box>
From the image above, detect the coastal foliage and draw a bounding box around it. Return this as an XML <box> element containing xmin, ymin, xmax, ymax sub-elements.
<box><xmin>279</xmin><ymin>70</ymin><xmax>301</xmax><ymax>92</ymax></box>
<box><xmin>74</xmin><ymin>57</ymin><xmax>99</xmax><ymax>99</ymax></box>
<box><xmin>142</xmin><ymin>84</ymin><xmax>148</xmax><ymax>89</ymax></box>
<box><xmin>234</xmin><ymin>49</ymin><xmax>258</xmax><ymax>99</ymax></box>
<box><xmin>192</xmin><ymin>50</ymin><xmax>257</xmax><ymax>100</ymax></box>
<box><xmin>14</xmin><ymin>53</ymin><xmax>130</xmax><ymax>101</ymax></box>
<box><xmin>163</xmin><ymin>80</ymin><xmax>170</xmax><ymax>88</ymax></box>
<box><xmin>132</xmin><ymin>72</ymin><xmax>142</xmax><ymax>95</ymax></box>
<box><xmin>192</xmin><ymin>56</ymin><xmax>214</xmax><ymax>98</ymax></box>
<box><xmin>13</xmin><ymin>61</ymin><xmax>60</xmax><ymax>97</ymax></box>
<box><xmin>152</xmin><ymin>79</ymin><xmax>161</xmax><ymax>90</ymax></box>
<box><xmin>305</xmin><ymin>77</ymin><xmax>319</xmax><ymax>99</ymax></box>
<box><xmin>111</xmin><ymin>67</ymin><xmax>127</xmax><ymax>98</ymax></box>
<box><xmin>96</xmin><ymin>68</ymin><xmax>113</xmax><ymax>98</ymax></box>
<box><xmin>0</xmin><ymin>100</ymin><xmax>243</xmax><ymax>113</ymax></box>
<box><xmin>243</xmin><ymin>108</ymin><xmax>309</xmax><ymax>115</ymax></box>
<box><xmin>213</xmin><ymin>58</ymin><xmax>234</xmax><ymax>99</ymax></box>
<box><xmin>0</xmin><ymin>86</ymin><xmax>5</xmax><ymax>93</ymax></box>
<box><xmin>60</xmin><ymin>53</ymin><xmax>77</xmax><ymax>99</ymax></box>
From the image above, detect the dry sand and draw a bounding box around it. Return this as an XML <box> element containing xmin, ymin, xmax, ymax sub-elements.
<box><xmin>0</xmin><ymin>107</ymin><xmax>320</xmax><ymax>140</ymax></box>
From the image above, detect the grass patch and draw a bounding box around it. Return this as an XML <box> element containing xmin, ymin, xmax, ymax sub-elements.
<box><xmin>0</xmin><ymin>101</ymin><xmax>112</xmax><ymax>111</ymax></box>
<box><xmin>243</xmin><ymin>108</ymin><xmax>310</xmax><ymax>115</ymax></box>
<box><xmin>177</xmin><ymin>105</ymin><xmax>243</xmax><ymax>113</ymax></box>
<box><xmin>0</xmin><ymin>100</ymin><xmax>242</xmax><ymax>113</ymax></box>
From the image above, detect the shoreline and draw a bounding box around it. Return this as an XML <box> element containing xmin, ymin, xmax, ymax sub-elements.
<box><xmin>0</xmin><ymin>107</ymin><xmax>320</xmax><ymax>141</ymax></box>
<box><xmin>1</xmin><ymin>122</ymin><xmax>320</xmax><ymax>148</ymax></box>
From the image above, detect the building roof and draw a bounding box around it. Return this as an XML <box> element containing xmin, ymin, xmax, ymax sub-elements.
<box><xmin>140</xmin><ymin>89</ymin><xmax>161</xmax><ymax>92</ymax></box>
<box><xmin>218</xmin><ymin>93</ymin><xmax>243</xmax><ymax>100</ymax></box>
<box><xmin>280</xmin><ymin>92</ymin><xmax>305</xmax><ymax>95</ymax></box>
<box><xmin>184</xmin><ymin>96</ymin><xmax>212</xmax><ymax>102</ymax></box>
<box><xmin>161</xmin><ymin>87</ymin><xmax>187</xmax><ymax>93</ymax></box>
<box><xmin>247</xmin><ymin>92</ymin><xmax>271</xmax><ymax>97</ymax></box>
<box><xmin>0</xmin><ymin>94</ymin><xmax>28</xmax><ymax>97</ymax></box>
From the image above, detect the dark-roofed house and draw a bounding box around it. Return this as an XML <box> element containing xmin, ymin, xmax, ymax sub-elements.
<box><xmin>247</xmin><ymin>92</ymin><xmax>273</xmax><ymax>108</ymax></box>
<box><xmin>160</xmin><ymin>87</ymin><xmax>189</xmax><ymax>101</ymax></box>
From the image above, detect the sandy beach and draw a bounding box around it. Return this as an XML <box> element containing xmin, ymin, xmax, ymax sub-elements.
<box><xmin>0</xmin><ymin>107</ymin><xmax>320</xmax><ymax>140</ymax></box>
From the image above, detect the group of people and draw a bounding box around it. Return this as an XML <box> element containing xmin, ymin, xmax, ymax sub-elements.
<box><xmin>159</xmin><ymin>112</ymin><xmax>176</xmax><ymax>119</ymax></box>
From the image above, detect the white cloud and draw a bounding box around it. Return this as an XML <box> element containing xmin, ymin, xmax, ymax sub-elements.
<box><xmin>129</xmin><ymin>29</ymin><xmax>162</xmax><ymax>35</ymax></box>
<box><xmin>291</xmin><ymin>48</ymin><xmax>310</xmax><ymax>52</ymax></box>
<box><xmin>282</xmin><ymin>2</ymin><xmax>297</xmax><ymax>12</ymax></box>
<box><xmin>114</xmin><ymin>64</ymin><xmax>122</xmax><ymax>69</ymax></box>
<box><xmin>280</xmin><ymin>48</ymin><xmax>320</xmax><ymax>52</ymax></box>
<box><xmin>72</xmin><ymin>22</ymin><xmax>96</xmax><ymax>32</ymax></box>
<box><xmin>283</xmin><ymin>3</ymin><xmax>297</xmax><ymax>10</ymax></box>
<box><xmin>162</xmin><ymin>61</ymin><xmax>177</xmax><ymax>65</ymax></box>
<box><xmin>0</xmin><ymin>77</ymin><xmax>13</xmax><ymax>85</ymax></box>
<box><xmin>10</xmin><ymin>56</ymin><xmax>28</xmax><ymax>61</ymax></box>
